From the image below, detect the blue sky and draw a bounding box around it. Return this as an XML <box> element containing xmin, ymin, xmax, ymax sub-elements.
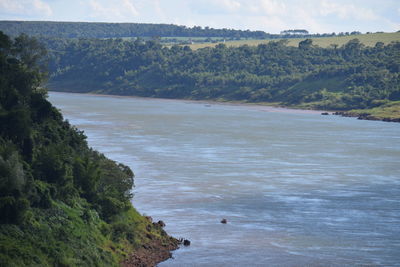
<box><xmin>0</xmin><ymin>0</ymin><xmax>399</xmax><ymax>33</ymax></box>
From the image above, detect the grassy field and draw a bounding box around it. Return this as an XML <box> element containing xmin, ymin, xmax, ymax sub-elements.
<box><xmin>186</xmin><ymin>32</ymin><xmax>400</xmax><ymax>49</ymax></box>
<box><xmin>347</xmin><ymin>101</ymin><xmax>400</xmax><ymax>121</ymax></box>
<box><xmin>161</xmin><ymin>36</ymin><xmax>222</xmax><ymax>41</ymax></box>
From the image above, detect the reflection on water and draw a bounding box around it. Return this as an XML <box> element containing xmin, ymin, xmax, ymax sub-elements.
<box><xmin>49</xmin><ymin>92</ymin><xmax>400</xmax><ymax>266</ymax></box>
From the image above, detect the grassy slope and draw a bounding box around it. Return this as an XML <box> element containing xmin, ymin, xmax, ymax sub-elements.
<box><xmin>187</xmin><ymin>32</ymin><xmax>400</xmax><ymax>49</ymax></box>
<box><xmin>184</xmin><ymin>32</ymin><xmax>400</xmax><ymax>121</ymax></box>
<box><xmin>0</xmin><ymin>191</ymin><xmax>178</xmax><ymax>266</ymax></box>
<box><xmin>345</xmin><ymin>101</ymin><xmax>400</xmax><ymax>121</ymax></box>
<box><xmin>48</xmin><ymin>31</ymin><xmax>400</xmax><ymax>122</ymax></box>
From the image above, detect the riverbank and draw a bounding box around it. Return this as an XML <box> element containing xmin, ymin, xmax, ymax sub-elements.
<box><xmin>48</xmin><ymin>90</ymin><xmax>325</xmax><ymax>114</ymax></box>
<box><xmin>48</xmin><ymin>90</ymin><xmax>400</xmax><ymax>123</ymax></box>
<box><xmin>122</xmin><ymin>217</ymin><xmax>180</xmax><ymax>267</ymax></box>
<box><xmin>122</xmin><ymin>237</ymin><xmax>179</xmax><ymax>267</ymax></box>
<box><xmin>336</xmin><ymin>101</ymin><xmax>400</xmax><ymax>122</ymax></box>
<box><xmin>332</xmin><ymin>111</ymin><xmax>400</xmax><ymax>122</ymax></box>
<box><xmin>215</xmin><ymin>99</ymin><xmax>400</xmax><ymax>122</ymax></box>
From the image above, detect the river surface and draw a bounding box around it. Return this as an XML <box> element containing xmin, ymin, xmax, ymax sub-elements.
<box><xmin>49</xmin><ymin>92</ymin><xmax>400</xmax><ymax>266</ymax></box>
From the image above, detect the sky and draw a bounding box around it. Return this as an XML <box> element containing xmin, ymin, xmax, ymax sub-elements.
<box><xmin>0</xmin><ymin>0</ymin><xmax>399</xmax><ymax>34</ymax></box>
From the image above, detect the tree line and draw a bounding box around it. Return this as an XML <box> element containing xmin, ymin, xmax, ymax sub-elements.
<box><xmin>0</xmin><ymin>21</ymin><xmax>270</xmax><ymax>39</ymax></box>
<box><xmin>0</xmin><ymin>21</ymin><xmax>359</xmax><ymax>40</ymax></box>
<box><xmin>47</xmin><ymin>37</ymin><xmax>400</xmax><ymax>111</ymax></box>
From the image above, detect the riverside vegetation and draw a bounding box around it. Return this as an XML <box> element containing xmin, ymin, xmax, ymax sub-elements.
<box><xmin>46</xmin><ymin>36</ymin><xmax>400</xmax><ymax>121</ymax></box>
<box><xmin>0</xmin><ymin>31</ymin><xmax>178</xmax><ymax>266</ymax></box>
<box><xmin>1</xmin><ymin>21</ymin><xmax>399</xmax><ymax>121</ymax></box>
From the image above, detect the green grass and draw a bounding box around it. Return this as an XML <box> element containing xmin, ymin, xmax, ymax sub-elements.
<box><xmin>348</xmin><ymin>101</ymin><xmax>400</xmax><ymax>120</ymax></box>
<box><xmin>161</xmin><ymin>36</ymin><xmax>222</xmax><ymax>41</ymax></box>
<box><xmin>0</xmin><ymin>197</ymin><xmax>174</xmax><ymax>267</ymax></box>
<box><xmin>186</xmin><ymin>32</ymin><xmax>400</xmax><ymax>49</ymax></box>
<box><xmin>0</xmin><ymin>199</ymin><xmax>117</xmax><ymax>267</ymax></box>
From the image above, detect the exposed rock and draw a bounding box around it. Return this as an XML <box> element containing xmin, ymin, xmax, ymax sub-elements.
<box><xmin>321</xmin><ymin>112</ymin><xmax>329</xmax><ymax>115</ymax></box>
<box><xmin>220</xmin><ymin>218</ymin><xmax>227</xmax><ymax>224</ymax></box>
<box><xmin>332</xmin><ymin>111</ymin><xmax>399</xmax><ymax>123</ymax></box>
<box><xmin>122</xmin><ymin>236</ymin><xmax>179</xmax><ymax>267</ymax></box>
<box><xmin>183</xmin><ymin>239</ymin><xmax>191</xmax><ymax>246</ymax></box>
<box><xmin>152</xmin><ymin>221</ymin><xmax>166</xmax><ymax>228</ymax></box>
<box><xmin>146</xmin><ymin>224</ymin><xmax>151</xmax><ymax>232</ymax></box>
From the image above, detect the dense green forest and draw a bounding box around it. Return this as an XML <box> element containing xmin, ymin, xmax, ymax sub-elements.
<box><xmin>0</xmin><ymin>31</ymin><xmax>177</xmax><ymax>266</ymax></box>
<box><xmin>0</xmin><ymin>21</ymin><xmax>356</xmax><ymax>41</ymax></box>
<box><xmin>0</xmin><ymin>21</ymin><xmax>272</xmax><ymax>39</ymax></box>
<box><xmin>46</xmin><ymin>36</ymin><xmax>400</xmax><ymax>119</ymax></box>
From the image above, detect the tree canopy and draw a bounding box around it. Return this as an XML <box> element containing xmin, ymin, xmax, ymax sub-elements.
<box><xmin>46</xmin><ymin>37</ymin><xmax>400</xmax><ymax>111</ymax></box>
<box><xmin>0</xmin><ymin>31</ymin><xmax>177</xmax><ymax>266</ymax></box>
<box><xmin>0</xmin><ymin>21</ymin><xmax>270</xmax><ymax>39</ymax></box>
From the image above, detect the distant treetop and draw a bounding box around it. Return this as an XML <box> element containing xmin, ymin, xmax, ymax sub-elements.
<box><xmin>0</xmin><ymin>21</ymin><xmax>270</xmax><ymax>39</ymax></box>
<box><xmin>280</xmin><ymin>29</ymin><xmax>309</xmax><ymax>35</ymax></box>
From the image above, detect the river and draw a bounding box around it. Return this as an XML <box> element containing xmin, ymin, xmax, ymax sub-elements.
<box><xmin>49</xmin><ymin>92</ymin><xmax>400</xmax><ymax>266</ymax></box>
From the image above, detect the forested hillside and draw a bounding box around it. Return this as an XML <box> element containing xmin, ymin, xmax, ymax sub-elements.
<box><xmin>0</xmin><ymin>31</ymin><xmax>178</xmax><ymax>266</ymax></box>
<box><xmin>0</xmin><ymin>21</ymin><xmax>270</xmax><ymax>39</ymax></box>
<box><xmin>47</xmin><ymin>37</ymin><xmax>400</xmax><ymax>119</ymax></box>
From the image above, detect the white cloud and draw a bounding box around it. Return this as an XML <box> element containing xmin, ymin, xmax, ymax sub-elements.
<box><xmin>213</xmin><ymin>0</ymin><xmax>387</xmax><ymax>33</ymax></box>
<box><xmin>0</xmin><ymin>0</ymin><xmax>52</xmax><ymax>17</ymax></box>
<box><xmin>0</xmin><ymin>0</ymin><xmax>23</xmax><ymax>13</ymax></box>
<box><xmin>258</xmin><ymin>0</ymin><xmax>286</xmax><ymax>16</ymax></box>
<box><xmin>33</xmin><ymin>0</ymin><xmax>52</xmax><ymax>16</ymax></box>
<box><xmin>220</xmin><ymin>0</ymin><xmax>241</xmax><ymax>11</ymax></box>
<box><xmin>0</xmin><ymin>0</ymin><xmax>398</xmax><ymax>33</ymax></box>
<box><xmin>256</xmin><ymin>16</ymin><xmax>287</xmax><ymax>32</ymax></box>
<box><xmin>152</xmin><ymin>0</ymin><xmax>166</xmax><ymax>21</ymax></box>
<box><xmin>189</xmin><ymin>0</ymin><xmax>242</xmax><ymax>14</ymax></box>
<box><xmin>87</xmin><ymin>0</ymin><xmax>139</xmax><ymax>21</ymax></box>
<box><xmin>80</xmin><ymin>0</ymin><xmax>400</xmax><ymax>33</ymax></box>
<box><xmin>319</xmin><ymin>0</ymin><xmax>378</xmax><ymax>21</ymax></box>
<box><xmin>121</xmin><ymin>0</ymin><xmax>139</xmax><ymax>16</ymax></box>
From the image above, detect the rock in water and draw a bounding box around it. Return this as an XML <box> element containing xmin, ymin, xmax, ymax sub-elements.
<box><xmin>157</xmin><ymin>220</ymin><xmax>166</xmax><ymax>228</ymax></box>
<box><xmin>221</xmin><ymin>218</ymin><xmax>227</xmax><ymax>224</ymax></box>
<box><xmin>183</xmin><ymin>239</ymin><xmax>191</xmax><ymax>246</ymax></box>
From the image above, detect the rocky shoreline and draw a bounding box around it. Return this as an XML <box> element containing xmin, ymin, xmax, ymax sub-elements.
<box><xmin>121</xmin><ymin>217</ymin><xmax>182</xmax><ymax>267</ymax></box>
<box><xmin>331</xmin><ymin>111</ymin><xmax>400</xmax><ymax>123</ymax></box>
<box><xmin>122</xmin><ymin>238</ymin><xmax>179</xmax><ymax>267</ymax></box>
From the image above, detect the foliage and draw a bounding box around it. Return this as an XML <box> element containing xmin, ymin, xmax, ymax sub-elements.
<box><xmin>186</xmin><ymin>32</ymin><xmax>400</xmax><ymax>49</ymax></box>
<box><xmin>46</xmin><ymin>37</ymin><xmax>400</xmax><ymax>114</ymax></box>
<box><xmin>0</xmin><ymin>21</ymin><xmax>270</xmax><ymax>39</ymax></box>
<box><xmin>0</xmin><ymin>21</ymin><xmax>369</xmax><ymax>42</ymax></box>
<box><xmin>0</xmin><ymin>31</ymin><xmax>171</xmax><ymax>266</ymax></box>
<box><xmin>346</xmin><ymin>101</ymin><xmax>400</xmax><ymax>121</ymax></box>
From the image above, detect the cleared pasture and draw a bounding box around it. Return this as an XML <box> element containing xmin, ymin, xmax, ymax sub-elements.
<box><xmin>185</xmin><ymin>32</ymin><xmax>400</xmax><ymax>49</ymax></box>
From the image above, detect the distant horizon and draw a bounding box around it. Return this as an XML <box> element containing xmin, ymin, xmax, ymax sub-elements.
<box><xmin>0</xmin><ymin>0</ymin><xmax>398</xmax><ymax>34</ymax></box>
<box><xmin>0</xmin><ymin>19</ymin><xmax>397</xmax><ymax>35</ymax></box>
